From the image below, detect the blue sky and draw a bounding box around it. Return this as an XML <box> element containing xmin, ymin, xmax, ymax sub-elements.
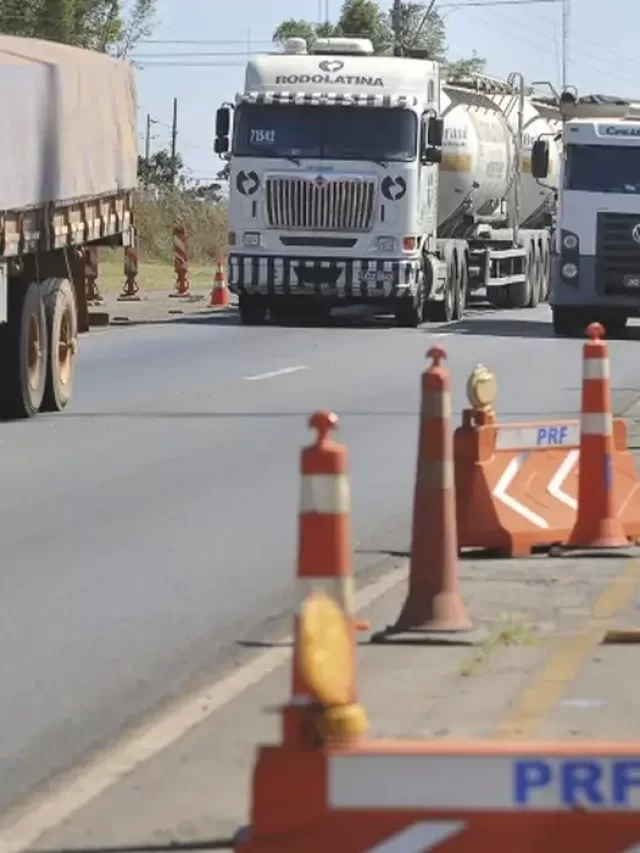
<box><xmin>130</xmin><ymin>0</ymin><xmax>640</xmax><ymax>182</ymax></box>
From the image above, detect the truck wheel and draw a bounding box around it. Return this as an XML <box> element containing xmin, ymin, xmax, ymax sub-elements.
<box><xmin>238</xmin><ymin>293</ymin><xmax>268</xmax><ymax>325</ymax></box>
<box><xmin>0</xmin><ymin>279</ymin><xmax>48</xmax><ymax>419</ymax></box>
<box><xmin>452</xmin><ymin>254</ymin><xmax>468</xmax><ymax>320</ymax></box>
<box><xmin>527</xmin><ymin>247</ymin><xmax>540</xmax><ymax>308</ymax></box>
<box><xmin>427</xmin><ymin>255</ymin><xmax>455</xmax><ymax>323</ymax></box>
<box><xmin>41</xmin><ymin>278</ymin><xmax>78</xmax><ymax>413</ymax></box>
<box><xmin>540</xmin><ymin>243</ymin><xmax>551</xmax><ymax>302</ymax></box>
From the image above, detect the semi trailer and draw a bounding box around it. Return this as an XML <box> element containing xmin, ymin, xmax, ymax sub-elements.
<box><xmin>532</xmin><ymin>92</ymin><xmax>640</xmax><ymax>336</ymax></box>
<box><xmin>0</xmin><ymin>35</ymin><xmax>137</xmax><ymax>419</ymax></box>
<box><xmin>215</xmin><ymin>36</ymin><xmax>562</xmax><ymax>327</ymax></box>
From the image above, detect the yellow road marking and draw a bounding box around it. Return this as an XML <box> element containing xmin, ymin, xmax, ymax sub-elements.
<box><xmin>492</xmin><ymin>557</ymin><xmax>640</xmax><ymax>740</ymax></box>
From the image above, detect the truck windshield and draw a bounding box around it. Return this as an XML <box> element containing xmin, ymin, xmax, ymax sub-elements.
<box><xmin>232</xmin><ymin>103</ymin><xmax>417</xmax><ymax>162</ymax></box>
<box><xmin>565</xmin><ymin>144</ymin><xmax>640</xmax><ymax>193</ymax></box>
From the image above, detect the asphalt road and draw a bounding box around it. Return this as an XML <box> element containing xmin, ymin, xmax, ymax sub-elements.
<box><xmin>1</xmin><ymin>303</ymin><xmax>639</xmax><ymax>818</ymax></box>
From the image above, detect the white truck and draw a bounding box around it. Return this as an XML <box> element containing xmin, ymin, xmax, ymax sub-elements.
<box><xmin>215</xmin><ymin>37</ymin><xmax>562</xmax><ymax>327</ymax></box>
<box><xmin>0</xmin><ymin>35</ymin><xmax>137</xmax><ymax>419</ymax></box>
<box><xmin>532</xmin><ymin>92</ymin><xmax>640</xmax><ymax>336</ymax></box>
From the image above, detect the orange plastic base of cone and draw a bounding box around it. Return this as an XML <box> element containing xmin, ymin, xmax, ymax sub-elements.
<box><xmin>210</xmin><ymin>284</ymin><xmax>229</xmax><ymax>307</ymax></box>
<box><xmin>567</xmin><ymin>516</ymin><xmax>629</xmax><ymax>550</ymax></box>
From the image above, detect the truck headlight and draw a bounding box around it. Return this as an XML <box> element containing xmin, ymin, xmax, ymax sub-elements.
<box><xmin>562</xmin><ymin>263</ymin><xmax>578</xmax><ymax>279</ymax></box>
<box><xmin>375</xmin><ymin>236</ymin><xmax>396</xmax><ymax>252</ymax></box>
<box><xmin>243</xmin><ymin>232</ymin><xmax>262</xmax><ymax>247</ymax></box>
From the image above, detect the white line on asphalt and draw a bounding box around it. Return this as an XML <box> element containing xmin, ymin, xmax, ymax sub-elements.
<box><xmin>0</xmin><ymin>565</ymin><xmax>407</xmax><ymax>853</ymax></box>
<box><xmin>243</xmin><ymin>365</ymin><xmax>308</xmax><ymax>381</ymax></box>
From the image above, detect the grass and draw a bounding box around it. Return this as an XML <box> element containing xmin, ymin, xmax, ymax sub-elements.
<box><xmin>99</xmin><ymin>254</ymin><xmax>216</xmax><ymax>293</ymax></box>
<box><xmin>97</xmin><ymin>188</ymin><xmax>228</xmax><ymax>293</ymax></box>
<box><xmin>458</xmin><ymin>618</ymin><xmax>544</xmax><ymax>678</ymax></box>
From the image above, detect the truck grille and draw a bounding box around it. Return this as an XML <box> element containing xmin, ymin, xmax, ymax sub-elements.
<box><xmin>265</xmin><ymin>177</ymin><xmax>375</xmax><ymax>231</ymax></box>
<box><xmin>596</xmin><ymin>212</ymin><xmax>640</xmax><ymax>296</ymax></box>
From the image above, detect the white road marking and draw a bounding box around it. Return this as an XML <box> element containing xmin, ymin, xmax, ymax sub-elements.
<box><xmin>0</xmin><ymin>565</ymin><xmax>407</xmax><ymax>853</ymax></box>
<box><xmin>243</xmin><ymin>365</ymin><xmax>308</xmax><ymax>382</ymax></box>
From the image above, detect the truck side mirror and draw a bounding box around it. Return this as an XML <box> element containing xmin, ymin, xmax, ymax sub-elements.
<box><xmin>214</xmin><ymin>136</ymin><xmax>229</xmax><ymax>155</ymax></box>
<box><xmin>531</xmin><ymin>138</ymin><xmax>549</xmax><ymax>180</ymax></box>
<box><xmin>216</xmin><ymin>106</ymin><xmax>230</xmax><ymax>138</ymax></box>
<box><xmin>214</xmin><ymin>107</ymin><xmax>230</xmax><ymax>155</ymax></box>
<box><xmin>424</xmin><ymin>148</ymin><xmax>442</xmax><ymax>164</ymax></box>
<box><xmin>427</xmin><ymin>116</ymin><xmax>444</xmax><ymax>148</ymax></box>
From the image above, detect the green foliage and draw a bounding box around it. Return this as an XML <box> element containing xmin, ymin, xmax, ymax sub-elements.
<box><xmin>0</xmin><ymin>0</ymin><xmax>156</xmax><ymax>56</ymax></box>
<box><xmin>134</xmin><ymin>189</ymin><xmax>227</xmax><ymax>265</ymax></box>
<box><xmin>138</xmin><ymin>149</ymin><xmax>187</xmax><ymax>189</ymax></box>
<box><xmin>272</xmin><ymin>0</ymin><xmax>486</xmax><ymax>78</ymax></box>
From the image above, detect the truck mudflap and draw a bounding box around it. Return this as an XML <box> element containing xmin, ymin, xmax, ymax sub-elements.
<box><xmin>228</xmin><ymin>254</ymin><xmax>422</xmax><ymax>300</ymax></box>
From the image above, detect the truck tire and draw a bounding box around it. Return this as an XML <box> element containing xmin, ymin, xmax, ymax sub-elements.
<box><xmin>452</xmin><ymin>252</ymin><xmax>468</xmax><ymax>320</ymax></box>
<box><xmin>426</xmin><ymin>254</ymin><xmax>455</xmax><ymax>323</ymax></box>
<box><xmin>0</xmin><ymin>279</ymin><xmax>48</xmax><ymax>419</ymax></box>
<box><xmin>527</xmin><ymin>247</ymin><xmax>540</xmax><ymax>308</ymax></box>
<box><xmin>41</xmin><ymin>278</ymin><xmax>78</xmax><ymax>413</ymax></box>
<box><xmin>238</xmin><ymin>293</ymin><xmax>268</xmax><ymax>325</ymax></box>
<box><xmin>394</xmin><ymin>278</ymin><xmax>426</xmax><ymax>327</ymax></box>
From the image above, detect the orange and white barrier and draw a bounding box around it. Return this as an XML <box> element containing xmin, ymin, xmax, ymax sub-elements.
<box><xmin>454</xmin><ymin>415</ymin><xmax>640</xmax><ymax>558</ymax></box>
<box><xmin>118</xmin><ymin>244</ymin><xmax>141</xmax><ymax>301</ymax></box>
<box><xmin>374</xmin><ymin>346</ymin><xmax>471</xmax><ymax>641</ymax></box>
<box><xmin>239</xmin><ymin>742</ymin><xmax>640</xmax><ymax>851</ymax></box>
<box><xmin>283</xmin><ymin>411</ymin><xmax>366</xmax><ymax>748</ymax></box>
<box><xmin>170</xmin><ymin>224</ymin><xmax>190</xmax><ymax>297</ymax></box>
<box><xmin>566</xmin><ymin>322</ymin><xmax>629</xmax><ymax>549</ymax></box>
<box><xmin>209</xmin><ymin>257</ymin><xmax>230</xmax><ymax>307</ymax></box>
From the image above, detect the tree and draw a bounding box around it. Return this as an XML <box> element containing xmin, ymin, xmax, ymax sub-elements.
<box><xmin>272</xmin><ymin>0</ymin><xmax>485</xmax><ymax>79</ymax></box>
<box><xmin>0</xmin><ymin>0</ymin><xmax>156</xmax><ymax>57</ymax></box>
<box><xmin>138</xmin><ymin>149</ymin><xmax>187</xmax><ymax>189</ymax></box>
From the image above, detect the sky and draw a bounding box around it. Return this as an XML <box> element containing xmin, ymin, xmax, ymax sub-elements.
<box><xmin>130</xmin><ymin>0</ymin><xmax>640</xmax><ymax>183</ymax></box>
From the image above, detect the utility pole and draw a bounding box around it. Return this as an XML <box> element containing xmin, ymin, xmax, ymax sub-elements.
<box><xmin>561</xmin><ymin>0</ymin><xmax>569</xmax><ymax>90</ymax></box>
<box><xmin>170</xmin><ymin>97</ymin><xmax>178</xmax><ymax>185</ymax></box>
<box><xmin>145</xmin><ymin>114</ymin><xmax>152</xmax><ymax>163</ymax></box>
<box><xmin>392</xmin><ymin>0</ymin><xmax>403</xmax><ymax>56</ymax></box>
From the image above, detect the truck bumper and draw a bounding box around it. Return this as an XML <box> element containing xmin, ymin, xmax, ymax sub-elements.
<box><xmin>228</xmin><ymin>253</ymin><xmax>423</xmax><ymax>302</ymax></box>
<box><xmin>550</xmin><ymin>254</ymin><xmax>640</xmax><ymax>314</ymax></box>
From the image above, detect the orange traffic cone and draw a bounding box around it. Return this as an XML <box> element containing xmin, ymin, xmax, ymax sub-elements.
<box><xmin>565</xmin><ymin>322</ymin><xmax>629</xmax><ymax>549</ymax></box>
<box><xmin>372</xmin><ymin>346</ymin><xmax>474</xmax><ymax>643</ymax></box>
<box><xmin>210</xmin><ymin>258</ymin><xmax>230</xmax><ymax>307</ymax></box>
<box><xmin>282</xmin><ymin>411</ymin><xmax>366</xmax><ymax>748</ymax></box>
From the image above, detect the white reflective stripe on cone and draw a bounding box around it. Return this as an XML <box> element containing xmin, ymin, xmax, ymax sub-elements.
<box><xmin>583</xmin><ymin>357</ymin><xmax>610</xmax><ymax>380</ymax></box>
<box><xmin>300</xmin><ymin>474</ymin><xmax>350</xmax><ymax>514</ymax></box>
<box><xmin>421</xmin><ymin>389</ymin><xmax>451</xmax><ymax>419</ymax></box>
<box><xmin>581</xmin><ymin>412</ymin><xmax>613</xmax><ymax>436</ymax></box>
<box><xmin>295</xmin><ymin>575</ymin><xmax>353</xmax><ymax>612</ymax></box>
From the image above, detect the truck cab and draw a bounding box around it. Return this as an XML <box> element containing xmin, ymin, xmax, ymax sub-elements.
<box><xmin>215</xmin><ymin>37</ymin><xmax>444</xmax><ymax>327</ymax></box>
<box><xmin>532</xmin><ymin>93</ymin><xmax>640</xmax><ymax>336</ymax></box>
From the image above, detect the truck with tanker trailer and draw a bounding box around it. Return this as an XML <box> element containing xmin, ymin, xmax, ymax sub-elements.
<box><xmin>215</xmin><ymin>36</ymin><xmax>562</xmax><ymax>327</ymax></box>
<box><xmin>0</xmin><ymin>35</ymin><xmax>137</xmax><ymax>419</ymax></box>
<box><xmin>532</xmin><ymin>92</ymin><xmax>640</xmax><ymax>336</ymax></box>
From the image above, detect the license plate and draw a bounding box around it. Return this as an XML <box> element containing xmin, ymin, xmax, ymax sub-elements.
<box><xmin>359</xmin><ymin>270</ymin><xmax>393</xmax><ymax>283</ymax></box>
<box><xmin>623</xmin><ymin>274</ymin><xmax>640</xmax><ymax>289</ymax></box>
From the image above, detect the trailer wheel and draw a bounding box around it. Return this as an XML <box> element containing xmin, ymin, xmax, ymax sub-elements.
<box><xmin>526</xmin><ymin>247</ymin><xmax>540</xmax><ymax>308</ymax></box>
<box><xmin>0</xmin><ymin>279</ymin><xmax>48</xmax><ymax>419</ymax></box>
<box><xmin>41</xmin><ymin>278</ymin><xmax>78</xmax><ymax>413</ymax></box>
<box><xmin>539</xmin><ymin>242</ymin><xmax>551</xmax><ymax>302</ymax></box>
<box><xmin>452</xmin><ymin>252</ymin><xmax>468</xmax><ymax>320</ymax></box>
